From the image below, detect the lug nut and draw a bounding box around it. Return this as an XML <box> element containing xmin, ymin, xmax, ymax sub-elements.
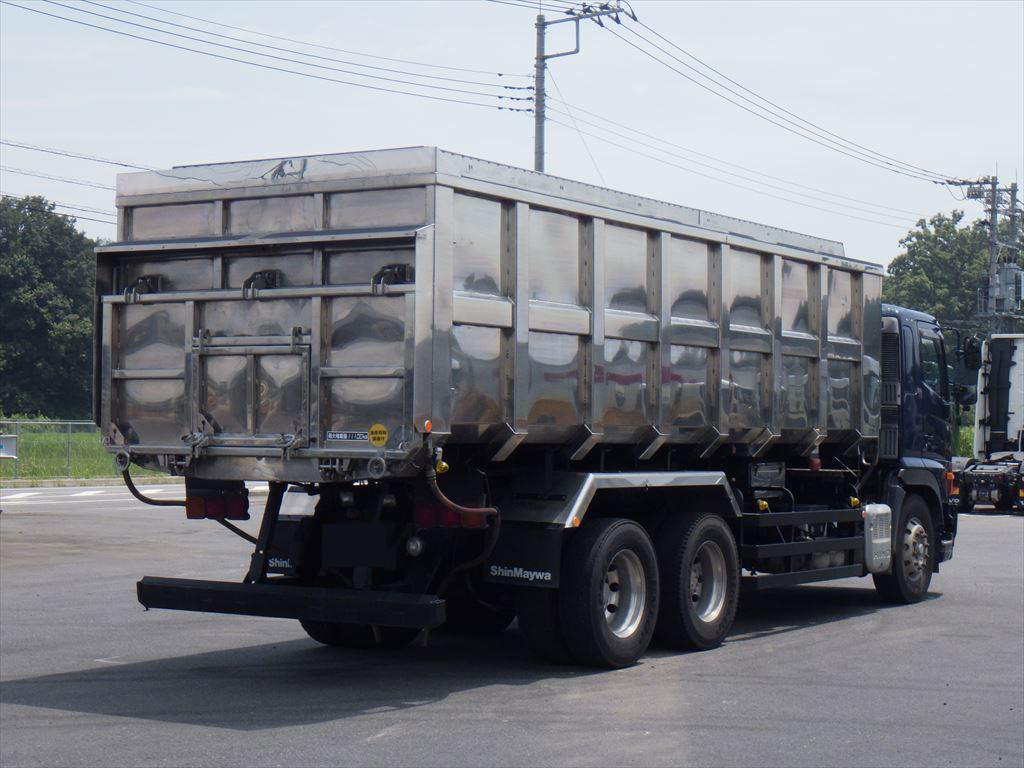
<box><xmin>405</xmin><ymin>536</ymin><xmax>424</xmax><ymax>557</ymax></box>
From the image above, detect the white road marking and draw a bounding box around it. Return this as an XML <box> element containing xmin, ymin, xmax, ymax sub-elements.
<box><xmin>71</xmin><ymin>490</ymin><xmax>104</xmax><ymax>497</ymax></box>
<box><xmin>94</xmin><ymin>656</ymin><xmax>123</xmax><ymax>665</ymax></box>
<box><xmin>2</xmin><ymin>491</ymin><xmax>41</xmax><ymax>499</ymax></box>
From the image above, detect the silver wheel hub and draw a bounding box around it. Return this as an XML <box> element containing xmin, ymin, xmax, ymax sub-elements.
<box><xmin>902</xmin><ymin>517</ymin><xmax>930</xmax><ymax>584</ymax></box>
<box><xmin>690</xmin><ymin>540</ymin><xmax>727</xmax><ymax>623</ymax></box>
<box><xmin>603</xmin><ymin>549</ymin><xmax>646</xmax><ymax>638</ymax></box>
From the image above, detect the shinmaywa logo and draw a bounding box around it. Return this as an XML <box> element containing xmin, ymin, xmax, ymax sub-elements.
<box><xmin>489</xmin><ymin>564</ymin><xmax>552</xmax><ymax>582</ymax></box>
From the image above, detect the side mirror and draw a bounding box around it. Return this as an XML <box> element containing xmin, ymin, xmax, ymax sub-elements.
<box><xmin>962</xmin><ymin>337</ymin><xmax>983</xmax><ymax>371</ymax></box>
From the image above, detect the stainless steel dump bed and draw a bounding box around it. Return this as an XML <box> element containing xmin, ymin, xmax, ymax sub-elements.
<box><xmin>95</xmin><ymin>147</ymin><xmax>882</xmax><ymax>481</ymax></box>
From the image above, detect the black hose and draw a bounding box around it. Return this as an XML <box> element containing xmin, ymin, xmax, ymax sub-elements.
<box><xmin>217</xmin><ymin>518</ymin><xmax>258</xmax><ymax>545</ymax></box>
<box><xmin>437</xmin><ymin>514</ymin><xmax>501</xmax><ymax>597</ymax></box>
<box><xmin>122</xmin><ymin>468</ymin><xmax>185</xmax><ymax>507</ymax></box>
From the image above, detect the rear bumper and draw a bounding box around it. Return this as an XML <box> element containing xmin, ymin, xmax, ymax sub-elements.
<box><xmin>137</xmin><ymin>576</ymin><xmax>446</xmax><ymax>629</ymax></box>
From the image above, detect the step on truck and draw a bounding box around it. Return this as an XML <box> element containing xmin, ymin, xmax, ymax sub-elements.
<box><xmin>94</xmin><ymin>147</ymin><xmax>977</xmax><ymax>667</ymax></box>
<box><xmin>959</xmin><ymin>334</ymin><xmax>1023</xmax><ymax>514</ymax></box>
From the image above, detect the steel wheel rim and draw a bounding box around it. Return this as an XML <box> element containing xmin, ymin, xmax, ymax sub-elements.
<box><xmin>690</xmin><ymin>540</ymin><xmax>727</xmax><ymax>623</ymax></box>
<box><xmin>603</xmin><ymin>549</ymin><xmax>646</xmax><ymax>638</ymax></box>
<box><xmin>902</xmin><ymin>517</ymin><xmax>930</xmax><ymax>585</ymax></box>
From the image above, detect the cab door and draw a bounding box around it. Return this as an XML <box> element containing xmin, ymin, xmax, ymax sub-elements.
<box><xmin>915</xmin><ymin>321</ymin><xmax>953</xmax><ymax>461</ymax></box>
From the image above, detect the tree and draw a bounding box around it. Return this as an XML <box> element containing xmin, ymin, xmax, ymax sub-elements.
<box><xmin>883</xmin><ymin>211</ymin><xmax>990</xmax><ymax>325</ymax></box>
<box><xmin>0</xmin><ymin>196</ymin><xmax>97</xmax><ymax>418</ymax></box>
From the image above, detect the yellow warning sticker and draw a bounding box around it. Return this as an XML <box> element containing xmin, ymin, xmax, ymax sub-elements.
<box><xmin>368</xmin><ymin>423</ymin><xmax>389</xmax><ymax>447</ymax></box>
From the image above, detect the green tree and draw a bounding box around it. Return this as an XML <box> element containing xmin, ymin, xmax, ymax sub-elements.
<box><xmin>1</xmin><ymin>196</ymin><xmax>96</xmax><ymax>418</ymax></box>
<box><xmin>883</xmin><ymin>211</ymin><xmax>990</xmax><ymax>324</ymax></box>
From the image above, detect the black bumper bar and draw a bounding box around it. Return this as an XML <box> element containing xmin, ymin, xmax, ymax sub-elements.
<box><xmin>137</xmin><ymin>576</ymin><xmax>446</xmax><ymax>629</ymax></box>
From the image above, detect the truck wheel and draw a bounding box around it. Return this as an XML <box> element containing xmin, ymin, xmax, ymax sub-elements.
<box><xmin>300</xmin><ymin>620</ymin><xmax>419</xmax><ymax>650</ymax></box>
<box><xmin>514</xmin><ymin>587</ymin><xmax>572</xmax><ymax>663</ymax></box>
<box><xmin>558</xmin><ymin>518</ymin><xmax>659</xmax><ymax>668</ymax></box>
<box><xmin>873</xmin><ymin>494</ymin><xmax>934</xmax><ymax>604</ymax></box>
<box><xmin>654</xmin><ymin>513</ymin><xmax>739</xmax><ymax>651</ymax></box>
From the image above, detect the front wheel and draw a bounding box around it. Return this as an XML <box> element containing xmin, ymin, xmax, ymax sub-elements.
<box><xmin>873</xmin><ymin>494</ymin><xmax>935</xmax><ymax>604</ymax></box>
<box><xmin>558</xmin><ymin>518</ymin><xmax>659</xmax><ymax>668</ymax></box>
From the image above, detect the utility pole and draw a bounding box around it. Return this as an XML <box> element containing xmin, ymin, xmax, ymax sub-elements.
<box><xmin>986</xmin><ymin>177</ymin><xmax>1000</xmax><ymax>316</ymax></box>
<box><xmin>951</xmin><ymin>176</ymin><xmax>1023</xmax><ymax>331</ymax></box>
<box><xmin>532</xmin><ymin>2</ymin><xmax>634</xmax><ymax>172</ymax></box>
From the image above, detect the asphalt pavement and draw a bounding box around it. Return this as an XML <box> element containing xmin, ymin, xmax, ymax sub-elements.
<box><xmin>1</xmin><ymin>485</ymin><xmax>1022</xmax><ymax>768</ymax></box>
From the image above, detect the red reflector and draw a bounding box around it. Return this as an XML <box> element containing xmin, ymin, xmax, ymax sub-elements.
<box><xmin>438</xmin><ymin>506</ymin><xmax>461</xmax><ymax>528</ymax></box>
<box><xmin>204</xmin><ymin>497</ymin><xmax>225</xmax><ymax>518</ymax></box>
<box><xmin>185</xmin><ymin>497</ymin><xmax>206</xmax><ymax>520</ymax></box>
<box><xmin>461</xmin><ymin>512</ymin><xmax>486</xmax><ymax>529</ymax></box>
<box><xmin>223</xmin><ymin>496</ymin><xmax>249</xmax><ymax>520</ymax></box>
<box><xmin>413</xmin><ymin>504</ymin><xmax>439</xmax><ymax>528</ymax></box>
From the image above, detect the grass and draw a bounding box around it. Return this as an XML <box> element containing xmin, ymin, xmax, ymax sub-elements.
<box><xmin>0</xmin><ymin>424</ymin><xmax>160</xmax><ymax>481</ymax></box>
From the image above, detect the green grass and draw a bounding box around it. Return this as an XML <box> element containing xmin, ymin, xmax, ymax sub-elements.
<box><xmin>0</xmin><ymin>425</ymin><xmax>160</xmax><ymax>480</ymax></box>
<box><xmin>955</xmin><ymin>424</ymin><xmax>975</xmax><ymax>458</ymax></box>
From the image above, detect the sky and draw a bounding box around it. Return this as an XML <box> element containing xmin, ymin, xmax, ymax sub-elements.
<box><xmin>1</xmin><ymin>0</ymin><xmax>1021</xmax><ymax>268</ymax></box>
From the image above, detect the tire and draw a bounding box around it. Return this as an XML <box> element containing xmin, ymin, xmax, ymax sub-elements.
<box><xmin>300</xmin><ymin>620</ymin><xmax>420</xmax><ymax>649</ymax></box>
<box><xmin>654</xmin><ymin>513</ymin><xmax>740</xmax><ymax>651</ymax></box>
<box><xmin>873</xmin><ymin>494</ymin><xmax>935</xmax><ymax>604</ymax></box>
<box><xmin>558</xmin><ymin>518</ymin><xmax>659</xmax><ymax>668</ymax></box>
<box><xmin>443</xmin><ymin>589</ymin><xmax>516</xmax><ymax>635</ymax></box>
<box><xmin>514</xmin><ymin>587</ymin><xmax>572</xmax><ymax>663</ymax></box>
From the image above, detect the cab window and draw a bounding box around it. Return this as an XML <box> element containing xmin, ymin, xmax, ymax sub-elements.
<box><xmin>919</xmin><ymin>332</ymin><xmax>947</xmax><ymax>397</ymax></box>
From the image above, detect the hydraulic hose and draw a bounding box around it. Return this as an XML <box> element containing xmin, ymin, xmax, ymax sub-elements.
<box><xmin>123</xmin><ymin>468</ymin><xmax>258</xmax><ymax>546</ymax></box>
<box><xmin>426</xmin><ymin>465</ymin><xmax>501</xmax><ymax>596</ymax></box>
<box><xmin>122</xmin><ymin>468</ymin><xmax>185</xmax><ymax>507</ymax></box>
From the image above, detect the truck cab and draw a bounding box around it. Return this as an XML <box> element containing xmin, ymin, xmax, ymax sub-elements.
<box><xmin>961</xmin><ymin>334</ymin><xmax>1024</xmax><ymax>514</ymax></box>
<box><xmin>880</xmin><ymin>304</ymin><xmax>962</xmax><ymax>564</ymax></box>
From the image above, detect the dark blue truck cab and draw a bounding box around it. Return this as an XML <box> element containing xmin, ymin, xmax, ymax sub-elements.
<box><xmin>878</xmin><ymin>304</ymin><xmax>962</xmax><ymax>568</ymax></box>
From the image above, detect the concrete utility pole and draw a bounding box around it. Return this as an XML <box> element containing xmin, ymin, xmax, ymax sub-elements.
<box><xmin>533</xmin><ymin>2</ymin><xmax>634</xmax><ymax>172</ymax></box>
<box><xmin>987</xmin><ymin>177</ymin><xmax>1000</xmax><ymax>316</ymax></box>
<box><xmin>952</xmin><ymin>176</ymin><xmax>1023</xmax><ymax>329</ymax></box>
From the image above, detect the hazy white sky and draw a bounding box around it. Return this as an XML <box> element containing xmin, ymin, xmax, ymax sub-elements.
<box><xmin>1</xmin><ymin>0</ymin><xmax>1021</xmax><ymax>267</ymax></box>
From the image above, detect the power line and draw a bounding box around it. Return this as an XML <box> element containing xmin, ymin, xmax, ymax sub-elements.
<box><xmin>604</xmin><ymin>24</ymin><xmax>946</xmax><ymax>185</ymax></box>
<box><xmin>546</xmin><ymin>70</ymin><xmax>606</xmax><ymax>186</ymax></box>
<box><xmin>41</xmin><ymin>1</ymin><xmax>532</xmax><ymax>104</ymax></box>
<box><xmin>545</xmin><ymin>103</ymin><xmax>924</xmax><ymax>221</ymax></box>
<box><xmin>544</xmin><ymin>97</ymin><xmax>926</xmax><ymax>216</ymax></box>
<box><xmin>0</xmin><ymin>139</ymin><xmax>153</xmax><ymax>170</ymax></box>
<box><xmin>1</xmin><ymin>194</ymin><xmax>116</xmax><ymax>225</ymax></box>
<box><xmin>632</xmin><ymin>18</ymin><xmax>958</xmax><ymax>183</ymax></box>
<box><xmin>0</xmin><ymin>166</ymin><xmax>116</xmax><ymax>191</ymax></box>
<box><xmin>128</xmin><ymin>0</ymin><xmax>530</xmax><ymax>79</ymax></box>
<box><xmin>84</xmin><ymin>0</ymin><xmax>531</xmax><ymax>92</ymax></box>
<box><xmin>546</xmin><ymin>118</ymin><xmax>915</xmax><ymax>230</ymax></box>
<box><xmin>2</xmin><ymin>2</ymin><xmax>532</xmax><ymax>113</ymax></box>
<box><xmin>0</xmin><ymin>191</ymin><xmax>115</xmax><ymax>216</ymax></box>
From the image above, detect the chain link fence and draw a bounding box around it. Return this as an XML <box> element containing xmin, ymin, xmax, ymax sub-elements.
<box><xmin>0</xmin><ymin>420</ymin><xmax>136</xmax><ymax>481</ymax></box>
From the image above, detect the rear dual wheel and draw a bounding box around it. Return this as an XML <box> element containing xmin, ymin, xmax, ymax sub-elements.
<box><xmin>300</xmin><ymin>620</ymin><xmax>420</xmax><ymax>650</ymax></box>
<box><xmin>516</xmin><ymin>518</ymin><xmax>660</xmax><ymax>668</ymax></box>
<box><xmin>654</xmin><ymin>513</ymin><xmax>740</xmax><ymax>651</ymax></box>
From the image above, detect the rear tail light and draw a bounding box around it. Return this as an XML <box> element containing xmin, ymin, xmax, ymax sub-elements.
<box><xmin>185</xmin><ymin>491</ymin><xmax>249</xmax><ymax>520</ymax></box>
<box><xmin>414</xmin><ymin>503</ymin><xmax>486</xmax><ymax>529</ymax></box>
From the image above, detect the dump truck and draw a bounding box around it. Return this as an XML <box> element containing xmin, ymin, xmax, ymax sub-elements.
<box><xmin>959</xmin><ymin>334</ymin><xmax>1023</xmax><ymax>514</ymax></box>
<box><xmin>94</xmin><ymin>147</ymin><xmax>976</xmax><ymax>667</ymax></box>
